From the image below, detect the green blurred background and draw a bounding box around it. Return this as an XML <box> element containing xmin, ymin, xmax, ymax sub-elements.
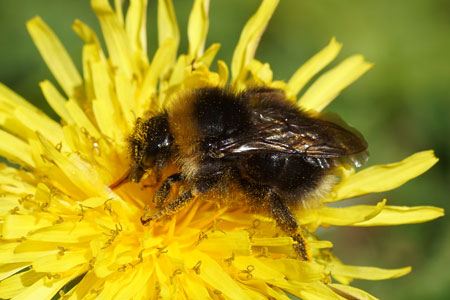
<box><xmin>0</xmin><ymin>0</ymin><xmax>448</xmax><ymax>299</ymax></box>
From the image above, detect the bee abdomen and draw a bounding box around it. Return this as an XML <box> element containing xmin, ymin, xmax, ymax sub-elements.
<box><xmin>240</xmin><ymin>153</ymin><xmax>327</xmax><ymax>203</ymax></box>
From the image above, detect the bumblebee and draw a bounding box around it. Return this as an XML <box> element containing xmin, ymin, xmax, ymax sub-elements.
<box><xmin>122</xmin><ymin>87</ymin><xmax>368</xmax><ymax>259</ymax></box>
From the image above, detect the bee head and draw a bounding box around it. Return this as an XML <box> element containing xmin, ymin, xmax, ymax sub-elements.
<box><xmin>128</xmin><ymin>114</ymin><xmax>173</xmax><ymax>182</ymax></box>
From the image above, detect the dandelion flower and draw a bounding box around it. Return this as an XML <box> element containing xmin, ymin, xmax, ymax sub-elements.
<box><xmin>0</xmin><ymin>0</ymin><xmax>444</xmax><ymax>299</ymax></box>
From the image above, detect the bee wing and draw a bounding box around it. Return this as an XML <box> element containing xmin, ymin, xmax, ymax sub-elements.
<box><xmin>217</xmin><ymin>113</ymin><xmax>367</xmax><ymax>161</ymax></box>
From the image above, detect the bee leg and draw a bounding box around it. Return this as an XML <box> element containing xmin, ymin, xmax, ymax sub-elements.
<box><xmin>141</xmin><ymin>188</ymin><xmax>195</xmax><ymax>226</ymax></box>
<box><xmin>267</xmin><ymin>191</ymin><xmax>310</xmax><ymax>261</ymax></box>
<box><xmin>153</xmin><ymin>173</ymin><xmax>182</xmax><ymax>208</ymax></box>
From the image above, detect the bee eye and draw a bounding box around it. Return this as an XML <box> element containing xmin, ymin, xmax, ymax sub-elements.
<box><xmin>158</xmin><ymin>136</ymin><xmax>171</xmax><ymax>149</ymax></box>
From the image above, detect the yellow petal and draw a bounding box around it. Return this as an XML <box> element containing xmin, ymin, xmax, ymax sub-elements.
<box><xmin>122</xmin><ymin>263</ymin><xmax>155</xmax><ymax>300</ymax></box>
<box><xmin>114</xmin><ymin>0</ymin><xmax>125</xmax><ymax>25</ymax></box>
<box><xmin>0</xmin><ymin>83</ymin><xmax>40</xmax><ymax>113</ymax></box>
<box><xmin>101</xmin><ymin>263</ymin><xmax>147</xmax><ymax>299</ymax></box>
<box><xmin>309</xmin><ymin>240</ymin><xmax>333</xmax><ymax>249</ymax></box>
<box><xmin>242</xmin><ymin>284</ymin><xmax>275</xmax><ymax>300</ymax></box>
<box><xmin>185</xmin><ymin>251</ymin><xmax>253</xmax><ymax>300</ymax></box>
<box><xmin>0</xmin><ymin>129</ymin><xmax>34</xmax><ymax>167</ymax></box>
<box><xmin>332</xmin><ymin>263</ymin><xmax>411</xmax><ymax>281</ymax></box>
<box><xmin>353</xmin><ymin>205</ymin><xmax>444</xmax><ymax>226</ymax></box>
<box><xmin>286</xmin><ymin>282</ymin><xmax>344</xmax><ymax>300</ymax></box>
<box><xmin>168</xmin><ymin>54</ymin><xmax>189</xmax><ymax>88</ymax></box>
<box><xmin>30</xmin><ymin>141</ymin><xmax>90</xmax><ymax>200</ymax></box>
<box><xmin>2</xmin><ymin>215</ymin><xmax>53</xmax><ymax>239</ymax></box>
<box><xmin>252</xmin><ymin>237</ymin><xmax>293</xmax><ymax>247</ymax></box>
<box><xmin>180</xmin><ymin>275</ymin><xmax>211</xmax><ymax>300</ymax></box>
<box><xmin>39</xmin><ymin>134</ymin><xmax>112</xmax><ymax>199</ymax></box>
<box><xmin>157</xmin><ymin>0</ymin><xmax>179</xmax><ymax>47</ymax></box>
<box><xmin>0</xmin><ymin>242</ymin><xmax>48</xmax><ymax>264</ymax></box>
<box><xmin>32</xmin><ymin>250</ymin><xmax>89</xmax><ymax>273</ymax></box>
<box><xmin>92</xmin><ymin>0</ymin><xmax>136</xmax><ymax>79</ymax></box>
<box><xmin>81</xmin><ymin>42</ymin><xmax>106</xmax><ymax>103</ymax></box>
<box><xmin>80</xmin><ymin>197</ymin><xmax>108</xmax><ymax>208</ymax></box>
<box><xmin>63</xmin><ymin>271</ymin><xmax>102</xmax><ymax>300</ymax></box>
<box><xmin>287</xmin><ymin>37</ymin><xmax>342</xmax><ymax>98</ymax></box>
<box><xmin>125</xmin><ymin>0</ymin><xmax>149</xmax><ymax>55</ymax></box>
<box><xmin>39</xmin><ymin>80</ymin><xmax>74</xmax><ymax>125</ymax></box>
<box><xmin>9</xmin><ymin>267</ymin><xmax>85</xmax><ymax>300</ymax></box>
<box><xmin>328</xmin><ymin>283</ymin><xmax>379</xmax><ymax>300</ymax></box>
<box><xmin>0</xmin><ymin>166</ymin><xmax>36</xmax><ymax>195</ymax></box>
<box><xmin>0</xmin><ymin>84</ymin><xmax>64</xmax><ymax>146</ymax></box>
<box><xmin>138</xmin><ymin>38</ymin><xmax>178</xmax><ymax>112</ymax></box>
<box><xmin>0</xmin><ymin>263</ymin><xmax>30</xmax><ymax>281</ymax></box>
<box><xmin>27</xmin><ymin>222</ymin><xmax>102</xmax><ymax>243</ymax></box>
<box><xmin>65</xmin><ymin>99</ymin><xmax>101</xmax><ymax>138</ymax></box>
<box><xmin>271</xmin><ymin>80</ymin><xmax>289</xmax><ymax>91</ymax></box>
<box><xmin>91</xmin><ymin>60</ymin><xmax>124</xmax><ymax>141</ymax></box>
<box><xmin>298</xmin><ymin>55</ymin><xmax>373</xmax><ymax>111</ymax></box>
<box><xmin>300</xmin><ymin>199</ymin><xmax>386</xmax><ymax>227</ymax></box>
<box><xmin>263</xmin><ymin>258</ymin><xmax>325</xmax><ymax>284</ymax></box>
<box><xmin>72</xmin><ymin>19</ymin><xmax>101</xmax><ymax>47</ymax></box>
<box><xmin>26</xmin><ymin>17</ymin><xmax>82</xmax><ymax>99</ymax></box>
<box><xmin>267</xmin><ymin>286</ymin><xmax>293</xmax><ymax>300</ymax></box>
<box><xmin>188</xmin><ymin>0</ymin><xmax>210</xmax><ymax>58</ymax></box>
<box><xmin>14</xmin><ymin>240</ymin><xmax>66</xmax><ymax>258</ymax></box>
<box><xmin>234</xmin><ymin>256</ymin><xmax>287</xmax><ymax>284</ymax></box>
<box><xmin>181</xmin><ymin>65</ymin><xmax>221</xmax><ymax>89</ymax></box>
<box><xmin>196</xmin><ymin>231</ymin><xmax>251</xmax><ymax>256</ymax></box>
<box><xmin>0</xmin><ymin>114</ymin><xmax>32</xmax><ymax>144</ymax></box>
<box><xmin>218</xmin><ymin>60</ymin><xmax>229</xmax><ymax>87</ymax></box>
<box><xmin>13</xmin><ymin>105</ymin><xmax>64</xmax><ymax>146</ymax></box>
<box><xmin>198</xmin><ymin>43</ymin><xmax>220</xmax><ymax>67</ymax></box>
<box><xmin>0</xmin><ymin>196</ymin><xmax>22</xmax><ymax>216</ymax></box>
<box><xmin>0</xmin><ymin>269</ymin><xmax>44</xmax><ymax>299</ymax></box>
<box><xmin>115</xmin><ymin>72</ymin><xmax>137</xmax><ymax>132</ymax></box>
<box><xmin>248</xmin><ymin>59</ymin><xmax>273</xmax><ymax>85</ymax></box>
<box><xmin>326</xmin><ymin>150</ymin><xmax>439</xmax><ymax>202</ymax></box>
<box><xmin>231</xmin><ymin>0</ymin><xmax>279</xmax><ymax>86</ymax></box>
